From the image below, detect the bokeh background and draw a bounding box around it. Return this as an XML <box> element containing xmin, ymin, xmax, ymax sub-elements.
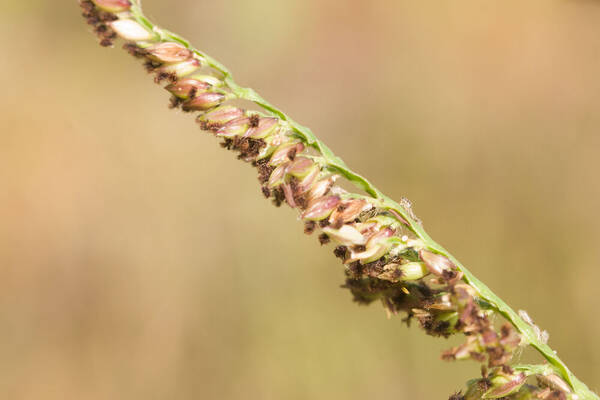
<box><xmin>1</xmin><ymin>1</ymin><xmax>599</xmax><ymax>398</ymax></box>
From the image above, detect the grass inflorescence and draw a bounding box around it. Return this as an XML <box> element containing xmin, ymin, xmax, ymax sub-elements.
<box><xmin>79</xmin><ymin>1</ymin><xmax>599</xmax><ymax>399</ymax></box>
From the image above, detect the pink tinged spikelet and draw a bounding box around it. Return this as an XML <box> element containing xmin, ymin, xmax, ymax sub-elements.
<box><xmin>110</xmin><ymin>19</ymin><xmax>154</xmax><ymax>41</ymax></box>
<box><xmin>189</xmin><ymin>74</ymin><xmax>223</xmax><ymax>87</ymax></box>
<box><xmin>295</xmin><ymin>165</ymin><xmax>321</xmax><ymax>193</ymax></box>
<box><xmin>269</xmin><ymin>143</ymin><xmax>304</xmax><ymax>166</ymax></box>
<box><xmin>366</xmin><ymin>226</ymin><xmax>395</xmax><ymax>243</ymax></box>
<box><xmin>158</xmin><ymin>59</ymin><xmax>201</xmax><ymax>78</ymax></box>
<box><xmin>198</xmin><ymin>106</ymin><xmax>245</xmax><ymax>126</ymax></box>
<box><xmin>92</xmin><ymin>0</ymin><xmax>130</xmax><ymax>12</ymax></box>
<box><xmin>419</xmin><ymin>249</ymin><xmax>462</xmax><ymax>282</ymax></box>
<box><xmin>166</xmin><ymin>78</ymin><xmax>211</xmax><ymax>99</ymax></box>
<box><xmin>329</xmin><ymin>199</ymin><xmax>369</xmax><ymax>226</ymax></box>
<box><xmin>307</xmin><ymin>176</ymin><xmax>336</xmax><ymax>202</ymax></box>
<box><xmin>245</xmin><ymin>117</ymin><xmax>279</xmax><ymax>139</ymax></box>
<box><xmin>256</xmin><ymin>134</ymin><xmax>289</xmax><ymax>160</ymax></box>
<box><xmin>216</xmin><ymin>117</ymin><xmax>250</xmax><ymax>137</ymax></box>
<box><xmin>301</xmin><ymin>196</ymin><xmax>340</xmax><ymax>221</ymax></box>
<box><xmin>181</xmin><ymin>92</ymin><xmax>226</xmax><ymax>112</ymax></box>
<box><xmin>145</xmin><ymin>42</ymin><xmax>193</xmax><ymax>63</ymax></box>
<box><xmin>322</xmin><ymin>225</ymin><xmax>366</xmax><ymax>246</ymax></box>
<box><xmin>286</xmin><ymin>157</ymin><xmax>315</xmax><ymax>178</ymax></box>
<box><xmin>536</xmin><ymin>374</ymin><xmax>573</xmax><ymax>395</ymax></box>
<box><xmin>484</xmin><ymin>372</ymin><xmax>526</xmax><ymax>398</ymax></box>
<box><xmin>348</xmin><ymin>245</ymin><xmax>386</xmax><ymax>264</ymax></box>
<box><xmin>281</xmin><ymin>183</ymin><xmax>297</xmax><ymax>208</ymax></box>
<box><xmin>426</xmin><ymin>293</ymin><xmax>453</xmax><ymax>310</ymax></box>
<box><xmin>387</xmin><ymin>208</ymin><xmax>409</xmax><ymax>226</ymax></box>
<box><xmin>348</xmin><ymin>227</ymin><xmax>394</xmax><ymax>263</ymax></box>
<box><xmin>267</xmin><ymin>164</ymin><xmax>289</xmax><ymax>188</ymax></box>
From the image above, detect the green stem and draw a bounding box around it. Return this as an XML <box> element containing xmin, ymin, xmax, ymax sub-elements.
<box><xmin>127</xmin><ymin>3</ymin><xmax>598</xmax><ymax>398</ymax></box>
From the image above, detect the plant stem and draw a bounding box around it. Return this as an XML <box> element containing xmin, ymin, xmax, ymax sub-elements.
<box><xmin>125</xmin><ymin>2</ymin><xmax>598</xmax><ymax>398</ymax></box>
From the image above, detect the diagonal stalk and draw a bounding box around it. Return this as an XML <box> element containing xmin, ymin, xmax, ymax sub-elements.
<box><xmin>95</xmin><ymin>2</ymin><xmax>599</xmax><ymax>398</ymax></box>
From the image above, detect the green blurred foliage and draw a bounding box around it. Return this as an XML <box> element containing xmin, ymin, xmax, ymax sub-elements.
<box><xmin>0</xmin><ymin>0</ymin><xmax>599</xmax><ymax>398</ymax></box>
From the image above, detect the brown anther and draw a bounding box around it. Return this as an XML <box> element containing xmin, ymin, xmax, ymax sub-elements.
<box><xmin>80</xmin><ymin>0</ymin><xmax>94</xmax><ymax>13</ymax></box>
<box><xmin>347</xmin><ymin>261</ymin><xmax>363</xmax><ymax>278</ymax></box>
<box><xmin>261</xmin><ymin>186</ymin><xmax>271</xmax><ymax>198</ymax></box>
<box><xmin>318</xmin><ymin>233</ymin><xmax>330</xmax><ymax>245</ymax></box>
<box><xmin>272</xmin><ymin>187</ymin><xmax>285</xmax><ymax>207</ymax></box>
<box><xmin>220</xmin><ymin>138</ymin><xmax>233</xmax><ymax>149</ymax></box>
<box><xmin>249</xmin><ymin>114</ymin><xmax>260</xmax><ymax>128</ymax></box>
<box><xmin>144</xmin><ymin>60</ymin><xmax>161</xmax><ymax>72</ymax></box>
<box><xmin>168</xmin><ymin>96</ymin><xmax>183</xmax><ymax>109</ymax></box>
<box><xmin>102</xmin><ymin>13</ymin><xmax>118</xmax><ymax>22</ymax></box>
<box><xmin>304</xmin><ymin>221</ymin><xmax>316</xmax><ymax>234</ymax></box>
<box><xmin>333</xmin><ymin>246</ymin><xmax>347</xmax><ymax>260</ymax></box>
<box><xmin>155</xmin><ymin>72</ymin><xmax>177</xmax><ymax>84</ymax></box>
<box><xmin>448</xmin><ymin>391</ymin><xmax>464</xmax><ymax>400</ymax></box>
<box><xmin>469</xmin><ymin>351</ymin><xmax>486</xmax><ymax>362</ymax></box>
<box><xmin>123</xmin><ymin>43</ymin><xmax>147</xmax><ymax>58</ymax></box>
<box><xmin>99</xmin><ymin>38</ymin><xmax>113</xmax><ymax>47</ymax></box>
<box><xmin>256</xmin><ymin>160</ymin><xmax>275</xmax><ymax>184</ymax></box>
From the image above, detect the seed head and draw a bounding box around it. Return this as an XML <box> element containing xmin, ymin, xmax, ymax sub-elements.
<box><xmin>80</xmin><ymin>9</ymin><xmax>583</xmax><ymax>397</ymax></box>
<box><xmin>267</xmin><ymin>164</ymin><xmax>289</xmax><ymax>188</ymax></box>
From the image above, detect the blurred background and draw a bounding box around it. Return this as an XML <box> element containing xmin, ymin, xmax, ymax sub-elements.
<box><xmin>1</xmin><ymin>0</ymin><xmax>599</xmax><ymax>398</ymax></box>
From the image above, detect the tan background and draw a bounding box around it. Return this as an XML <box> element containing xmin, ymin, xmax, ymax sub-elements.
<box><xmin>1</xmin><ymin>0</ymin><xmax>599</xmax><ymax>398</ymax></box>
